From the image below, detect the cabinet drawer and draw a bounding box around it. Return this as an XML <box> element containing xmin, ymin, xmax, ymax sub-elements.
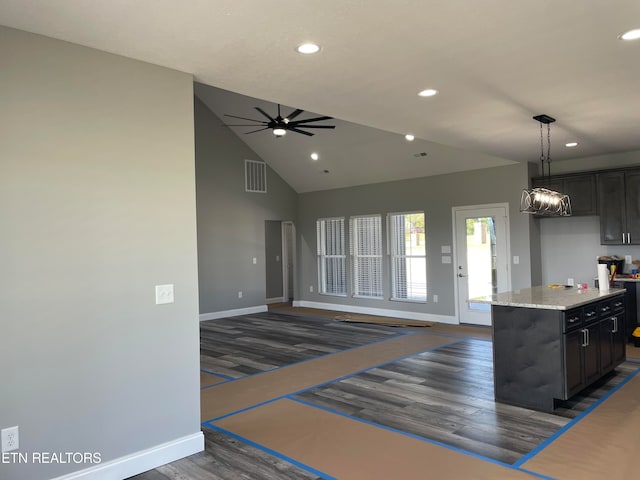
<box><xmin>597</xmin><ymin>301</ymin><xmax>613</xmax><ymax>318</ymax></box>
<box><xmin>611</xmin><ymin>296</ymin><xmax>625</xmax><ymax>312</ymax></box>
<box><xmin>583</xmin><ymin>305</ymin><xmax>598</xmax><ymax>323</ymax></box>
<box><xmin>564</xmin><ymin>308</ymin><xmax>583</xmax><ymax>331</ymax></box>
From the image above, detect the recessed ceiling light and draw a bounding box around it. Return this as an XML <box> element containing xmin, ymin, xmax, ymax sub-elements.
<box><xmin>565</xmin><ymin>142</ymin><xmax>579</xmax><ymax>148</ymax></box>
<box><xmin>405</xmin><ymin>134</ymin><xmax>415</xmax><ymax>141</ymax></box>
<box><xmin>310</xmin><ymin>152</ymin><xmax>319</xmax><ymax>160</ymax></box>
<box><xmin>296</xmin><ymin>43</ymin><xmax>321</xmax><ymax>54</ymax></box>
<box><xmin>418</xmin><ymin>88</ymin><xmax>438</xmax><ymax>97</ymax></box>
<box><xmin>620</xmin><ymin>28</ymin><xmax>640</xmax><ymax>41</ymax></box>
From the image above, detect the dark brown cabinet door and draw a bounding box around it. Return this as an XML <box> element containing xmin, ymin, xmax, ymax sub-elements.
<box><xmin>564</xmin><ymin>175</ymin><xmax>597</xmax><ymax>216</ymax></box>
<box><xmin>598</xmin><ymin>171</ymin><xmax>626</xmax><ymax>244</ymax></box>
<box><xmin>583</xmin><ymin>323</ymin><xmax>601</xmax><ymax>385</ymax></box>
<box><xmin>625</xmin><ymin>171</ymin><xmax>640</xmax><ymax>244</ymax></box>
<box><xmin>612</xmin><ymin>313</ymin><xmax>626</xmax><ymax>365</ymax></box>
<box><xmin>600</xmin><ymin>319</ymin><xmax>614</xmax><ymax>373</ymax></box>
<box><xmin>564</xmin><ymin>329</ymin><xmax>584</xmax><ymax>397</ymax></box>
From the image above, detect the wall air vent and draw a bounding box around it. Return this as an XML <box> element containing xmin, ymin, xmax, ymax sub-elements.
<box><xmin>245</xmin><ymin>159</ymin><xmax>267</xmax><ymax>193</ymax></box>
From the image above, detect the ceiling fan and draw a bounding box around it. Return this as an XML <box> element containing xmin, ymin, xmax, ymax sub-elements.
<box><xmin>223</xmin><ymin>104</ymin><xmax>335</xmax><ymax>137</ymax></box>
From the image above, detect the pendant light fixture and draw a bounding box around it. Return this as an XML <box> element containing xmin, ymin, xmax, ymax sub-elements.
<box><xmin>520</xmin><ymin>114</ymin><xmax>572</xmax><ymax>216</ymax></box>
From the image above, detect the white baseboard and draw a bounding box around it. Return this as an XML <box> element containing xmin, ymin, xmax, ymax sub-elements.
<box><xmin>200</xmin><ymin>305</ymin><xmax>268</xmax><ymax>321</ymax></box>
<box><xmin>50</xmin><ymin>431</ymin><xmax>204</xmax><ymax>480</ymax></box>
<box><xmin>292</xmin><ymin>300</ymin><xmax>457</xmax><ymax>325</ymax></box>
<box><xmin>266</xmin><ymin>297</ymin><xmax>286</xmax><ymax>305</ymax></box>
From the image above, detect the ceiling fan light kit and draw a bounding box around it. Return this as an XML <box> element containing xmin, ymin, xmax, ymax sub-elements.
<box><xmin>224</xmin><ymin>104</ymin><xmax>335</xmax><ymax>138</ymax></box>
<box><xmin>520</xmin><ymin>114</ymin><xmax>572</xmax><ymax>217</ymax></box>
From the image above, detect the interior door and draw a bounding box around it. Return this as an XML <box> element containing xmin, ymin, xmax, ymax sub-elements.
<box><xmin>454</xmin><ymin>205</ymin><xmax>509</xmax><ymax>325</ymax></box>
<box><xmin>282</xmin><ymin>221</ymin><xmax>295</xmax><ymax>302</ymax></box>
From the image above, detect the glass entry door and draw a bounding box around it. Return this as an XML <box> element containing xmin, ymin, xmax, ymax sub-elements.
<box><xmin>454</xmin><ymin>206</ymin><xmax>510</xmax><ymax>325</ymax></box>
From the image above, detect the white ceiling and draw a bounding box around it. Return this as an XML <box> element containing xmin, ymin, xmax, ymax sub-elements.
<box><xmin>2</xmin><ymin>1</ymin><xmax>640</xmax><ymax>192</ymax></box>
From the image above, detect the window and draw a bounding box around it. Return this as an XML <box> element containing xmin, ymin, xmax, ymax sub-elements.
<box><xmin>389</xmin><ymin>212</ymin><xmax>426</xmax><ymax>301</ymax></box>
<box><xmin>316</xmin><ymin>218</ymin><xmax>347</xmax><ymax>296</ymax></box>
<box><xmin>350</xmin><ymin>215</ymin><xmax>383</xmax><ymax>298</ymax></box>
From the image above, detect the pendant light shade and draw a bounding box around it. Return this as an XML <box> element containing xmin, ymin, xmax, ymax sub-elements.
<box><xmin>520</xmin><ymin>115</ymin><xmax>572</xmax><ymax>217</ymax></box>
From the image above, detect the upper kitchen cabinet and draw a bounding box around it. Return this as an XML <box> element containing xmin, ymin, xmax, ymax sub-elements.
<box><xmin>598</xmin><ymin>169</ymin><xmax>640</xmax><ymax>245</ymax></box>
<box><xmin>532</xmin><ymin>173</ymin><xmax>597</xmax><ymax>216</ymax></box>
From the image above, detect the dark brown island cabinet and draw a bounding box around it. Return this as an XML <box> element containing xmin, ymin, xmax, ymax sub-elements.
<box><xmin>484</xmin><ymin>286</ymin><xmax>626</xmax><ymax>412</ymax></box>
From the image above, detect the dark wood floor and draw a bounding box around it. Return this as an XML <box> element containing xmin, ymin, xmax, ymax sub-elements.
<box><xmin>132</xmin><ymin>311</ymin><xmax>640</xmax><ymax>479</ymax></box>
<box><xmin>200</xmin><ymin>311</ymin><xmax>399</xmax><ymax>379</ymax></box>
<box><xmin>130</xmin><ymin>427</ymin><xmax>322</xmax><ymax>480</ymax></box>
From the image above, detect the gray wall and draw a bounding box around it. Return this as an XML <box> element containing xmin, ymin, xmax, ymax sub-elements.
<box><xmin>0</xmin><ymin>27</ymin><xmax>201</xmax><ymax>480</ymax></box>
<box><xmin>265</xmin><ymin>221</ymin><xmax>284</xmax><ymax>300</ymax></box>
<box><xmin>195</xmin><ymin>98</ymin><xmax>297</xmax><ymax>315</ymax></box>
<box><xmin>297</xmin><ymin>162</ymin><xmax>535</xmax><ymax>317</ymax></box>
<box><xmin>540</xmin><ymin>215</ymin><xmax>640</xmax><ymax>285</ymax></box>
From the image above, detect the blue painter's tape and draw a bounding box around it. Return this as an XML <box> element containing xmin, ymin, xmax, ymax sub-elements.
<box><xmin>199</xmin><ymin>369</ymin><xmax>235</xmax><ymax>381</ymax></box>
<box><xmin>513</xmin><ymin>366</ymin><xmax>640</xmax><ymax>467</ymax></box>
<box><xmin>204</xmin><ymin>422</ymin><xmax>336</xmax><ymax>480</ymax></box>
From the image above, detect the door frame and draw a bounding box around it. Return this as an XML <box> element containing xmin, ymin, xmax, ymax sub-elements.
<box><xmin>281</xmin><ymin>221</ymin><xmax>296</xmax><ymax>303</ymax></box>
<box><xmin>452</xmin><ymin>203</ymin><xmax>511</xmax><ymax>325</ymax></box>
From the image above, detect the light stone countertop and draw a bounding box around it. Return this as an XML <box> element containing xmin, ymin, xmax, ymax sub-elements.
<box><xmin>473</xmin><ymin>285</ymin><xmax>626</xmax><ymax>311</ymax></box>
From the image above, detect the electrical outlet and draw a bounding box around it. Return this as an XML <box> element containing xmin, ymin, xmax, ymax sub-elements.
<box><xmin>433</xmin><ymin>294</ymin><xmax>439</xmax><ymax>303</ymax></box>
<box><xmin>309</xmin><ymin>285</ymin><xmax>314</xmax><ymax>293</ymax></box>
<box><xmin>238</xmin><ymin>291</ymin><xmax>243</xmax><ymax>299</ymax></box>
<box><xmin>625</xmin><ymin>255</ymin><xmax>632</xmax><ymax>264</ymax></box>
<box><xmin>567</xmin><ymin>278</ymin><xmax>574</xmax><ymax>286</ymax></box>
<box><xmin>155</xmin><ymin>284</ymin><xmax>174</xmax><ymax>305</ymax></box>
<box><xmin>2</xmin><ymin>426</ymin><xmax>19</xmax><ymax>453</ymax></box>
<box><xmin>252</xmin><ymin>257</ymin><xmax>257</xmax><ymax>265</ymax></box>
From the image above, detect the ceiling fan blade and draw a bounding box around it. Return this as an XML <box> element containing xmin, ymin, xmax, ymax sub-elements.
<box><xmin>289</xmin><ymin>115</ymin><xmax>334</xmax><ymax>125</ymax></box>
<box><xmin>289</xmin><ymin>127</ymin><xmax>314</xmax><ymax>136</ymax></box>
<box><xmin>285</xmin><ymin>109</ymin><xmax>304</xmax><ymax>121</ymax></box>
<box><xmin>255</xmin><ymin>107</ymin><xmax>275</xmax><ymax>122</ymax></box>
<box><xmin>224</xmin><ymin>113</ymin><xmax>268</xmax><ymax>123</ymax></box>
<box><xmin>223</xmin><ymin>124</ymin><xmax>270</xmax><ymax>127</ymax></box>
<box><xmin>244</xmin><ymin>127</ymin><xmax>270</xmax><ymax>134</ymax></box>
<box><xmin>289</xmin><ymin>124</ymin><xmax>335</xmax><ymax>129</ymax></box>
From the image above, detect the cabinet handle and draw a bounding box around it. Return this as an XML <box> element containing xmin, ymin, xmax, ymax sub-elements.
<box><xmin>629</xmin><ymin>233</ymin><xmax>631</xmax><ymax>244</ymax></box>
<box><xmin>582</xmin><ymin>328</ymin><xmax>589</xmax><ymax>347</ymax></box>
<box><xmin>623</xmin><ymin>233</ymin><xmax>626</xmax><ymax>244</ymax></box>
<box><xmin>612</xmin><ymin>316</ymin><xmax>618</xmax><ymax>333</ymax></box>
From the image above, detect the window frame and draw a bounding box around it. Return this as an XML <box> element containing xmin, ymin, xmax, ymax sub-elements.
<box><xmin>388</xmin><ymin>211</ymin><xmax>427</xmax><ymax>303</ymax></box>
<box><xmin>350</xmin><ymin>214</ymin><xmax>384</xmax><ymax>300</ymax></box>
<box><xmin>316</xmin><ymin>217</ymin><xmax>347</xmax><ymax>297</ymax></box>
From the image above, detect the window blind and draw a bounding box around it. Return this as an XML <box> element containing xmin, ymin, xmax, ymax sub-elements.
<box><xmin>350</xmin><ymin>215</ymin><xmax>383</xmax><ymax>298</ymax></box>
<box><xmin>389</xmin><ymin>212</ymin><xmax>427</xmax><ymax>301</ymax></box>
<box><xmin>316</xmin><ymin>218</ymin><xmax>347</xmax><ymax>296</ymax></box>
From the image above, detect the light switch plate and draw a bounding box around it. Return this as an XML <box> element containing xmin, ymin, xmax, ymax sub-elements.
<box><xmin>155</xmin><ymin>284</ymin><xmax>174</xmax><ymax>305</ymax></box>
<box><xmin>625</xmin><ymin>255</ymin><xmax>632</xmax><ymax>264</ymax></box>
<box><xmin>441</xmin><ymin>255</ymin><xmax>452</xmax><ymax>264</ymax></box>
<box><xmin>513</xmin><ymin>255</ymin><xmax>520</xmax><ymax>265</ymax></box>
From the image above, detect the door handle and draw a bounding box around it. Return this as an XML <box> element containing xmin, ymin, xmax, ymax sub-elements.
<box><xmin>457</xmin><ymin>273</ymin><xmax>467</xmax><ymax>277</ymax></box>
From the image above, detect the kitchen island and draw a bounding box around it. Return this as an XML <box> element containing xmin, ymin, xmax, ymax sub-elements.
<box><xmin>479</xmin><ymin>286</ymin><xmax>626</xmax><ymax>412</ymax></box>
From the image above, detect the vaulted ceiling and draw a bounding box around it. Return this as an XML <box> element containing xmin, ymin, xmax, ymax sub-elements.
<box><xmin>2</xmin><ymin>1</ymin><xmax>639</xmax><ymax>192</ymax></box>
